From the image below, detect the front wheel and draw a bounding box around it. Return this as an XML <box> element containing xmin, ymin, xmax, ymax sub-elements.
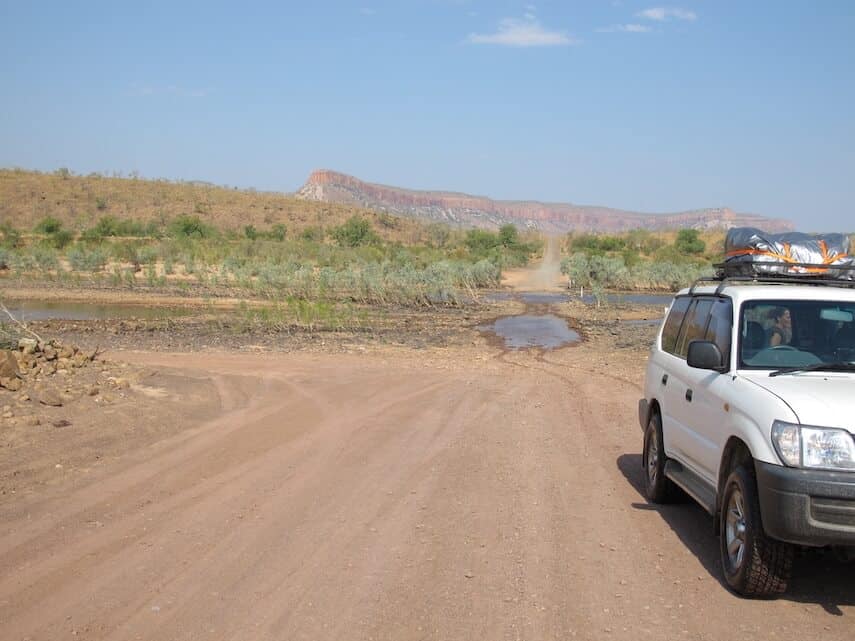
<box><xmin>719</xmin><ymin>465</ymin><xmax>793</xmax><ymax>597</ymax></box>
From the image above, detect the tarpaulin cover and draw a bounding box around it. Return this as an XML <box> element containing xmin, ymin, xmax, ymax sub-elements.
<box><xmin>722</xmin><ymin>227</ymin><xmax>854</xmax><ymax>280</ymax></box>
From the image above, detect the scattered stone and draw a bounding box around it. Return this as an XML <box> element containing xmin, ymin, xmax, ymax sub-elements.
<box><xmin>0</xmin><ymin>377</ymin><xmax>22</xmax><ymax>392</ymax></box>
<box><xmin>72</xmin><ymin>353</ymin><xmax>88</xmax><ymax>368</ymax></box>
<box><xmin>43</xmin><ymin>346</ymin><xmax>57</xmax><ymax>361</ymax></box>
<box><xmin>52</xmin><ymin>419</ymin><xmax>72</xmax><ymax>428</ymax></box>
<box><xmin>0</xmin><ymin>351</ymin><xmax>19</xmax><ymax>379</ymax></box>
<box><xmin>36</xmin><ymin>387</ymin><xmax>63</xmax><ymax>407</ymax></box>
<box><xmin>25</xmin><ymin>416</ymin><xmax>40</xmax><ymax>427</ymax></box>
<box><xmin>18</xmin><ymin>338</ymin><xmax>38</xmax><ymax>354</ymax></box>
<box><xmin>113</xmin><ymin>378</ymin><xmax>130</xmax><ymax>390</ymax></box>
<box><xmin>59</xmin><ymin>345</ymin><xmax>75</xmax><ymax>359</ymax></box>
<box><xmin>87</xmin><ymin>386</ymin><xmax>99</xmax><ymax>396</ymax></box>
<box><xmin>2</xmin><ymin>411</ymin><xmax>13</xmax><ymax>419</ymax></box>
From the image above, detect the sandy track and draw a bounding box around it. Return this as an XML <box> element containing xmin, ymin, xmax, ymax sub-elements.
<box><xmin>502</xmin><ymin>236</ymin><xmax>565</xmax><ymax>291</ymax></box>
<box><xmin>1</xmin><ymin>349</ymin><xmax>852</xmax><ymax>640</ymax></box>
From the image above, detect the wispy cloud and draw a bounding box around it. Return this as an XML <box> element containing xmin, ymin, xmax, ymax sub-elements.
<box><xmin>637</xmin><ymin>7</ymin><xmax>697</xmax><ymax>21</ymax></box>
<box><xmin>128</xmin><ymin>84</ymin><xmax>210</xmax><ymax>98</ymax></box>
<box><xmin>467</xmin><ymin>14</ymin><xmax>577</xmax><ymax>47</ymax></box>
<box><xmin>596</xmin><ymin>23</ymin><xmax>652</xmax><ymax>33</ymax></box>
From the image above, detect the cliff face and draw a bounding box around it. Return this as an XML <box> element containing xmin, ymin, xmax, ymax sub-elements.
<box><xmin>296</xmin><ymin>170</ymin><xmax>794</xmax><ymax>233</ymax></box>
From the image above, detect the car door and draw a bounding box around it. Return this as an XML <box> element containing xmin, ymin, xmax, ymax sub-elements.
<box><xmin>666</xmin><ymin>297</ymin><xmax>716</xmax><ymax>479</ymax></box>
<box><xmin>679</xmin><ymin>298</ymin><xmax>735</xmax><ymax>482</ymax></box>
<box><xmin>652</xmin><ymin>296</ymin><xmax>692</xmax><ymax>458</ymax></box>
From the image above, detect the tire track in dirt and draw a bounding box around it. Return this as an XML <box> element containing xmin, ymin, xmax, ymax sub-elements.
<box><xmin>0</xmin><ymin>351</ymin><xmax>852</xmax><ymax>640</ymax></box>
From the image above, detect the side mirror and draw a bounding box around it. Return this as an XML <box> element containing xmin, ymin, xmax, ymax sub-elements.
<box><xmin>687</xmin><ymin>340</ymin><xmax>726</xmax><ymax>372</ymax></box>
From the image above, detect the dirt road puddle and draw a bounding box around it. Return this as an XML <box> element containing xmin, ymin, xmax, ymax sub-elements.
<box><xmin>479</xmin><ymin>314</ymin><xmax>580</xmax><ymax>350</ymax></box>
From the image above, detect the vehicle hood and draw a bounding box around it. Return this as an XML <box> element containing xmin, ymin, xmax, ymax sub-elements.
<box><xmin>741</xmin><ymin>372</ymin><xmax>855</xmax><ymax>433</ymax></box>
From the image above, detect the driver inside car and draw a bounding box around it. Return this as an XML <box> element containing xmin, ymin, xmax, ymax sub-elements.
<box><xmin>768</xmin><ymin>307</ymin><xmax>792</xmax><ymax>347</ymax></box>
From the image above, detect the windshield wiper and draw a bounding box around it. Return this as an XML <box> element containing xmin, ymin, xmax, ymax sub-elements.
<box><xmin>769</xmin><ymin>361</ymin><xmax>855</xmax><ymax>377</ymax></box>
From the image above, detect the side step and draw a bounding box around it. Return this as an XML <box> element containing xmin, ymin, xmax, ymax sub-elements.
<box><xmin>664</xmin><ymin>460</ymin><xmax>716</xmax><ymax>514</ymax></box>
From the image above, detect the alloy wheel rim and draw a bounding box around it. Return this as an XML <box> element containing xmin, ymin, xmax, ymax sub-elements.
<box><xmin>725</xmin><ymin>488</ymin><xmax>747</xmax><ymax>570</ymax></box>
<box><xmin>647</xmin><ymin>428</ymin><xmax>659</xmax><ymax>485</ymax></box>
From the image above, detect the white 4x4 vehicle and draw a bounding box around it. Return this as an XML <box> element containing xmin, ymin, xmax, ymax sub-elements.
<box><xmin>639</xmin><ymin>276</ymin><xmax>855</xmax><ymax>596</ymax></box>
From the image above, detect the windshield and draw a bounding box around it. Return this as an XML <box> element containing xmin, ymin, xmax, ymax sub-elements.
<box><xmin>739</xmin><ymin>299</ymin><xmax>855</xmax><ymax>370</ymax></box>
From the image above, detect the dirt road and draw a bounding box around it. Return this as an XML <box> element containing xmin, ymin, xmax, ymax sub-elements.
<box><xmin>1</xmin><ymin>343</ymin><xmax>851</xmax><ymax>640</ymax></box>
<box><xmin>502</xmin><ymin>236</ymin><xmax>565</xmax><ymax>291</ymax></box>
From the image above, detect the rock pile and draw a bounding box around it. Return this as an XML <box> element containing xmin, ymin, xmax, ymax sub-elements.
<box><xmin>0</xmin><ymin>338</ymin><xmax>98</xmax><ymax>393</ymax></box>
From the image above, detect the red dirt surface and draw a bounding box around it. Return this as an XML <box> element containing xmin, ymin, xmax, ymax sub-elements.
<box><xmin>1</xmin><ymin>344</ymin><xmax>851</xmax><ymax>641</ymax></box>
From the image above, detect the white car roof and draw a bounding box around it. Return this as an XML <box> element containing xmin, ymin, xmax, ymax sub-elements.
<box><xmin>676</xmin><ymin>282</ymin><xmax>855</xmax><ymax>306</ymax></box>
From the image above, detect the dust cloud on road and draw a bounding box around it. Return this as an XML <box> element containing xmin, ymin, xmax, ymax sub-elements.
<box><xmin>502</xmin><ymin>236</ymin><xmax>566</xmax><ymax>292</ymax></box>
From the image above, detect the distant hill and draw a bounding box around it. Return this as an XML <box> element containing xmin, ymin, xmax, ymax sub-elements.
<box><xmin>296</xmin><ymin>170</ymin><xmax>794</xmax><ymax>233</ymax></box>
<box><xmin>0</xmin><ymin>168</ymin><xmax>424</xmax><ymax>242</ymax></box>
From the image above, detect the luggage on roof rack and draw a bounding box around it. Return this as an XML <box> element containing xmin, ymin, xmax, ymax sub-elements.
<box><xmin>720</xmin><ymin>227</ymin><xmax>855</xmax><ymax>280</ymax></box>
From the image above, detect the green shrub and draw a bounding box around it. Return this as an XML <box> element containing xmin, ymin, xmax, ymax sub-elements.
<box><xmin>32</xmin><ymin>246</ymin><xmax>60</xmax><ymax>270</ymax></box>
<box><xmin>674</xmin><ymin>229</ymin><xmax>705</xmax><ymax>255</ymax></box>
<box><xmin>570</xmin><ymin>233</ymin><xmax>626</xmax><ymax>254</ymax></box>
<box><xmin>48</xmin><ymin>229</ymin><xmax>74</xmax><ymax>249</ymax></box>
<box><xmin>10</xmin><ymin>250</ymin><xmax>36</xmax><ymax>271</ymax></box>
<box><xmin>34</xmin><ymin>216</ymin><xmax>63</xmax><ymax>234</ymax></box>
<box><xmin>332</xmin><ymin>216</ymin><xmax>379</xmax><ymax>247</ymax></box>
<box><xmin>169</xmin><ymin>215</ymin><xmax>215</xmax><ymax>239</ymax></box>
<box><xmin>66</xmin><ymin>245</ymin><xmax>107</xmax><ymax>272</ymax></box>
<box><xmin>499</xmin><ymin>224</ymin><xmax>519</xmax><ymax>247</ymax></box>
<box><xmin>465</xmin><ymin>229</ymin><xmax>500</xmax><ymax>253</ymax></box>
<box><xmin>268</xmin><ymin>223</ymin><xmax>287</xmax><ymax>241</ymax></box>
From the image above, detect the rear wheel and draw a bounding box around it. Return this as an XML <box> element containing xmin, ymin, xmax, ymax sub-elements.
<box><xmin>642</xmin><ymin>412</ymin><xmax>677</xmax><ymax>503</ymax></box>
<box><xmin>719</xmin><ymin>465</ymin><xmax>793</xmax><ymax>596</ymax></box>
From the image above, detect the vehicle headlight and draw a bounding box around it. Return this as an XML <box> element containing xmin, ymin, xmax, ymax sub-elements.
<box><xmin>772</xmin><ymin>420</ymin><xmax>855</xmax><ymax>471</ymax></box>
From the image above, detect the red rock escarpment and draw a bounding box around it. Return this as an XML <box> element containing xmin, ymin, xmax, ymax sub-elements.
<box><xmin>297</xmin><ymin>170</ymin><xmax>794</xmax><ymax>233</ymax></box>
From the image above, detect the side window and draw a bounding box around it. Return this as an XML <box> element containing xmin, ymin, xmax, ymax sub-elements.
<box><xmin>675</xmin><ymin>299</ymin><xmax>713</xmax><ymax>358</ymax></box>
<box><xmin>705</xmin><ymin>299</ymin><xmax>733</xmax><ymax>365</ymax></box>
<box><xmin>661</xmin><ymin>297</ymin><xmax>691</xmax><ymax>355</ymax></box>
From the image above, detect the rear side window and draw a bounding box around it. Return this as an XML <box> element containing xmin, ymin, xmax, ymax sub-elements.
<box><xmin>705</xmin><ymin>299</ymin><xmax>733</xmax><ymax>365</ymax></box>
<box><xmin>676</xmin><ymin>299</ymin><xmax>714</xmax><ymax>358</ymax></box>
<box><xmin>661</xmin><ymin>297</ymin><xmax>691</xmax><ymax>354</ymax></box>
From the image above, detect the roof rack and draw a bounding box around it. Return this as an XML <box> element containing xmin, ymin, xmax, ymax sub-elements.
<box><xmin>689</xmin><ymin>262</ymin><xmax>855</xmax><ymax>296</ymax></box>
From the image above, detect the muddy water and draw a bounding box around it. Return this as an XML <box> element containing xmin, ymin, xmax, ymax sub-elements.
<box><xmin>3</xmin><ymin>301</ymin><xmax>189</xmax><ymax>321</ymax></box>
<box><xmin>479</xmin><ymin>314</ymin><xmax>580</xmax><ymax>350</ymax></box>
<box><xmin>485</xmin><ymin>291</ymin><xmax>673</xmax><ymax>306</ymax></box>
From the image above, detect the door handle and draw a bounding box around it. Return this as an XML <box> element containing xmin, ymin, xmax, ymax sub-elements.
<box><xmin>661</xmin><ymin>374</ymin><xmax>669</xmax><ymax>386</ymax></box>
<box><xmin>685</xmin><ymin>389</ymin><xmax>693</xmax><ymax>402</ymax></box>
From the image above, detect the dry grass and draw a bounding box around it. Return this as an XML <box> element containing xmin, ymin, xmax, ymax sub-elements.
<box><xmin>0</xmin><ymin>168</ymin><xmax>427</xmax><ymax>243</ymax></box>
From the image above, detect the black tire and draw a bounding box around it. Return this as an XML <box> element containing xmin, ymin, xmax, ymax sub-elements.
<box><xmin>642</xmin><ymin>412</ymin><xmax>678</xmax><ymax>503</ymax></box>
<box><xmin>719</xmin><ymin>465</ymin><xmax>794</xmax><ymax>597</ymax></box>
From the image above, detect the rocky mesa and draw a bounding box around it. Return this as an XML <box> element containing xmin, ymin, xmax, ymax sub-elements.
<box><xmin>296</xmin><ymin>170</ymin><xmax>794</xmax><ymax>233</ymax></box>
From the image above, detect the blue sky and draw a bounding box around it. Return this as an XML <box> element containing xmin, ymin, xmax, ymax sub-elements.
<box><xmin>1</xmin><ymin>1</ymin><xmax>853</xmax><ymax>230</ymax></box>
